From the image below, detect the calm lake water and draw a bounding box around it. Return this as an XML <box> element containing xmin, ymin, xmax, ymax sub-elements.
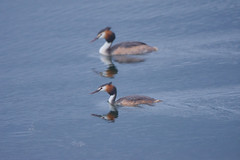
<box><xmin>1</xmin><ymin>0</ymin><xmax>240</xmax><ymax>159</ymax></box>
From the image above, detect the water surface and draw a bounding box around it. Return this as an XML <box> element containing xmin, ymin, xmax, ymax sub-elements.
<box><xmin>0</xmin><ymin>0</ymin><xmax>240</xmax><ymax>159</ymax></box>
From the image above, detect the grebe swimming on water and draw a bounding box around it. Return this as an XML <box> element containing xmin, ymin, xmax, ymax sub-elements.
<box><xmin>90</xmin><ymin>82</ymin><xmax>161</xmax><ymax>107</ymax></box>
<box><xmin>91</xmin><ymin>27</ymin><xmax>158</xmax><ymax>55</ymax></box>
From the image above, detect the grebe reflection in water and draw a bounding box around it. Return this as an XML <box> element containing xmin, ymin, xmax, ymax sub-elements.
<box><xmin>92</xmin><ymin>55</ymin><xmax>145</xmax><ymax>78</ymax></box>
<box><xmin>91</xmin><ymin>104</ymin><xmax>118</xmax><ymax>122</ymax></box>
<box><xmin>92</xmin><ymin>55</ymin><xmax>118</xmax><ymax>78</ymax></box>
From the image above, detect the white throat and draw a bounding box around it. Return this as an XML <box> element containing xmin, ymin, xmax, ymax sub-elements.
<box><xmin>99</xmin><ymin>41</ymin><xmax>112</xmax><ymax>55</ymax></box>
<box><xmin>108</xmin><ymin>94</ymin><xmax>116</xmax><ymax>105</ymax></box>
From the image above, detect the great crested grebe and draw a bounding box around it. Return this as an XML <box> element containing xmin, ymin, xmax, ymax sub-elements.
<box><xmin>91</xmin><ymin>27</ymin><xmax>158</xmax><ymax>55</ymax></box>
<box><xmin>90</xmin><ymin>82</ymin><xmax>161</xmax><ymax>106</ymax></box>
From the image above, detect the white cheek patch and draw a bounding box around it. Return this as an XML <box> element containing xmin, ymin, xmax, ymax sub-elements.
<box><xmin>101</xmin><ymin>86</ymin><xmax>107</xmax><ymax>91</ymax></box>
<box><xmin>99</xmin><ymin>32</ymin><xmax>105</xmax><ymax>39</ymax></box>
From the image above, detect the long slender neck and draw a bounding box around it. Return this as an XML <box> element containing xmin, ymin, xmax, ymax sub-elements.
<box><xmin>99</xmin><ymin>41</ymin><xmax>112</xmax><ymax>55</ymax></box>
<box><xmin>108</xmin><ymin>93</ymin><xmax>116</xmax><ymax>105</ymax></box>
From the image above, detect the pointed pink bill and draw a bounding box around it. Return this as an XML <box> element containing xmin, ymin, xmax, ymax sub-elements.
<box><xmin>91</xmin><ymin>114</ymin><xmax>102</xmax><ymax>118</ymax></box>
<box><xmin>90</xmin><ymin>37</ymin><xmax>98</xmax><ymax>42</ymax></box>
<box><xmin>90</xmin><ymin>88</ymin><xmax>101</xmax><ymax>94</ymax></box>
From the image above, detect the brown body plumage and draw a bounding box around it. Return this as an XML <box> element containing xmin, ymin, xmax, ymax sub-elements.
<box><xmin>116</xmin><ymin>95</ymin><xmax>161</xmax><ymax>106</ymax></box>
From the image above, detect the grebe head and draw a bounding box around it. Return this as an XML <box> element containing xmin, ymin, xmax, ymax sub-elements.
<box><xmin>91</xmin><ymin>27</ymin><xmax>116</xmax><ymax>43</ymax></box>
<box><xmin>90</xmin><ymin>82</ymin><xmax>116</xmax><ymax>95</ymax></box>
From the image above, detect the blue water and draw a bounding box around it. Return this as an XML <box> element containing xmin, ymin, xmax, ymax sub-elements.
<box><xmin>1</xmin><ymin>0</ymin><xmax>240</xmax><ymax>159</ymax></box>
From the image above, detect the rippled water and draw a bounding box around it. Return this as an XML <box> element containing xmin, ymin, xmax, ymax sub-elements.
<box><xmin>1</xmin><ymin>0</ymin><xmax>240</xmax><ymax>159</ymax></box>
